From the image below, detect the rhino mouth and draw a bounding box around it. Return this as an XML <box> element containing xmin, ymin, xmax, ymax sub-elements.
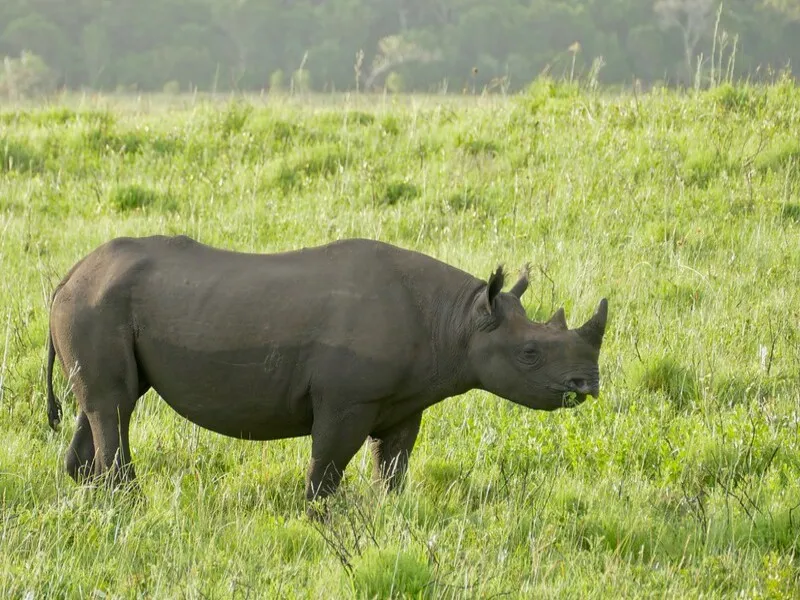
<box><xmin>561</xmin><ymin>391</ymin><xmax>588</xmax><ymax>408</ymax></box>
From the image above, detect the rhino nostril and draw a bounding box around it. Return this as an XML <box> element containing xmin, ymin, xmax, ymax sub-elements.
<box><xmin>569</xmin><ymin>378</ymin><xmax>588</xmax><ymax>392</ymax></box>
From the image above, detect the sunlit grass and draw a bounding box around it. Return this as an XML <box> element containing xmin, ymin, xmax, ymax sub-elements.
<box><xmin>1</xmin><ymin>79</ymin><xmax>799</xmax><ymax>597</ymax></box>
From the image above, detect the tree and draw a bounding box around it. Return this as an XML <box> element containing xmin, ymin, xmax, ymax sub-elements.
<box><xmin>365</xmin><ymin>34</ymin><xmax>440</xmax><ymax>89</ymax></box>
<box><xmin>0</xmin><ymin>0</ymin><xmax>797</xmax><ymax>93</ymax></box>
<box><xmin>654</xmin><ymin>0</ymin><xmax>715</xmax><ymax>81</ymax></box>
<box><xmin>2</xmin><ymin>12</ymin><xmax>69</xmax><ymax>83</ymax></box>
<box><xmin>0</xmin><ymin>51</ymin><xmax>55</xmax><ymax>98</ymax></box>
<box><xmin>762</xmin><ymin>0</ymin><xmax>800</xmax><ymax>19</ymax></box>
<box><xmin>81</xmin><ymin>20</ymin><xmax>110</xmax><ymax>88</ymax></box>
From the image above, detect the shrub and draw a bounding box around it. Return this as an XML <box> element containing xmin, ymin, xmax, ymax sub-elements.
<box><xmin>781</xmin><ymin>203</ymin><xmax>800</xmax><ymax>224</ymax></box>
<box><xmin>705</xmin><ymin>83</ymin><xmax>763</xmax><ymax>114</ymax></box>
<box><xmin>381</xmin><ymin>115</ymin><xmax>401</xmax><ymax>136</ymax></box>
<box><xmin>632</xmin><ymin>356</ymin><xmax>699</xmax><ymax>410</ymax></box>
<box><xmin>110</xmin><ymin>185</ymin><xmax>176</xmax><ymax>213</ymax></box>
<box><xmin>0</xmin><ymin>138</ymin><xmax>43</xmax><ymax>172</ymax></box>
<box><xmin>269</xmin><ymin>69</ymin><xmax>285</xmax><ymax>92</ymax></box>
<box><xmin>383</xmin><ymin>181</ymin><xmax>419</xmax><ymax>205</ymax></box>
<box><xmin>0</xmin><ymin>51</ymin><xmax>55</xmax><ymax>99</ymax></box>
<box><xmin>346</xmin><ymin>111</ymin><xmax>375</xmax><ymax>126</ymax></box>
<box><xmin>350</xmin><ymin>547</ymin><xmax>432</xmax><ymax>599</ymax></box>
<box><xmin>754</xmin><ymin>138</ymin><xmax>800</xmax><ymax>173</ymax></box>
<box><xmin>292</xmin><ymin>69</ymin><xmax>311</xmax><ymax>93</ymax></box>
<box><xmin>456</xmin><ymin>136</ymin><xmax>500</xmax><ymax>157</ymax></box>
<box><xmin>219</xmin><ymin>101</ymin><xmax>252</xmax><ymax>137</ymax></box>
<box><xmin>271</xmin><ymin>144</ymin><xmax>349</xmax><ymax>193</ymax></box>
<box><xmin>386</xmin><ymin>71</ymin><xmax>404</xmax><ymax>93</ymax></box>
<box><xmin>445</xmin><ymin>188</ymin><xmax>483</xmax><ymax>212</ymax></box>
<box><xmin>162</xmin><ymin>80</ymin><xmax>180</xmax><ymax>95</ymax></box>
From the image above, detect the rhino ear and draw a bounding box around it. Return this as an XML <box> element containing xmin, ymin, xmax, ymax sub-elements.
<box><xmin>481</xmin><ymin>265</ymin><xmax>505</xmax><ymax>313</ymax></box>
<box><xmin>509</xmin><ymin>263</ymin><xmax>530</xmax><ymax>299</ymax></box>
<box><xmin>546</xmin><ymin>307</ymin><xmax>568</xmax><ymax>330</ymax></box>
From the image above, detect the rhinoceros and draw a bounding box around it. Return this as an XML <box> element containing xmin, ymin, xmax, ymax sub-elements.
<box><xmin>46</xmin><ymin>235</ymin><xmax>608</xmax><ymax>507</ymax></box>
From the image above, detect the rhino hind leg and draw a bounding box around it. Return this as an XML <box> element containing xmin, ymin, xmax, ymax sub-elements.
<box><xmin>65</xmin><ymin>411</ymin><xmax>96</xmax><ymax>482</ymax></box>
<box><xmin>86</xmin><ymin>396</ymin><xmax>137</xmax><ymax>485</ymax></box>
<box><xmin>369</xmin><ymin>411</ymin><xmax>422</xmax><ymax>493</ymax></box>
<box><xmin>58</xmin><ymin>317</ymin><xmax>142</xmax><ymax>487</ymax></box>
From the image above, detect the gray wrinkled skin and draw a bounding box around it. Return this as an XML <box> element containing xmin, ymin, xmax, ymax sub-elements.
<box><xmin>45</xmin><ymin>236</ymin><xmax>608</xmax><ymax>508</ymax></box>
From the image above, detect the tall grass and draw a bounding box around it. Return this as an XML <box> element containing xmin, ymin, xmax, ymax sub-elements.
<box><xmin>1</xmin><ymin>77</ymin><xmax>799</xmax><ymax>597</ymax></box>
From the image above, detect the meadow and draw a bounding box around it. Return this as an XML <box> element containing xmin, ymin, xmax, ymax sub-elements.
<box><xmin>0</xmin><ymin>78</ymin><xmax>799</xmax><ymax>598</ymax></box>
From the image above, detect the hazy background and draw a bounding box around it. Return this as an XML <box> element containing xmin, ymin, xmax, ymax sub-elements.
<box><xmin>1</xmin><ymin>0</ymin><xmax>800</xmax><ymax>97</ymax></box>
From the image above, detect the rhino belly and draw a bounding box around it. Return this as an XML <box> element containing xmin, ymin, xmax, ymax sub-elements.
<box><xmin>135</xmin><ymin>339</ymin><xmax>313</xmax><ymax>441</ymax></box>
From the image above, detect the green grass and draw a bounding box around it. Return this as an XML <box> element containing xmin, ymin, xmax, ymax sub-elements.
<box><xmin>1</xmin><ymin>79</ymin><xmax>799</xmax><ymax>598</ymax></box>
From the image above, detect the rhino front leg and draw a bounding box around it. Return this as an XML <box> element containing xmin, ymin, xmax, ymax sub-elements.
<box><xmin>305</xmin><ymin>404</ymin><xmax>379</xmax><ymax>508</ymax></box>
<box><xmin>369</xmin><ymin>411</ymin><xmax>422</xmax><ymax>493</ymax></box>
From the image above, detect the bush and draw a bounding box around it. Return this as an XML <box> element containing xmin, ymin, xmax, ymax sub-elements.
<box><xmin>350</xmin><ymin>547</ymin><xmax>432</xmax><ymax>599</ymax></box>
<box><xmin>110</xmin><ymin>185</ymin><xmax>176</xmax><ymax>213</ymax></box>
<box><xmin>705</xmin><ymin>83</ymin><xmax>764</xmax><ymax>114</ymax></box>
<box><xmin>0</xmin><ymin>51</ymin><xmax>55</xmax><ymax>99</ymax></box>
<box><xmin>455</xmin><ymin>135</ymin><xmax>500</xmax><ymax>157</ymax></box>
<box><xmin>292</xmin><ymin>69</ymin><xmax>311</xmax><ymax>93</ymax></box>
<box><xmin>386</xmin><ymin>71</ymin><xmax>404</xmax><ymax>93</ymax></box>
<box><xmin>781</xmin><ymin>203</ymin><xmax>800</xmax><ymax>224</ymax></box>
<box><xmin>754</xmin><ymin>138</ymin><xmax>800</xmax><ymax>174</ymax></box>
<box><xmin>518</xmin><ymin>76</ymin><xmax>580</xmax><ymax>114</ymax></box>
<box><xmin>162</xmin><ymin>80</ymin><xmax>180</xmax><ymax>95</ymax></box>
<box><xmin>269</xmin><ymin>69</ymin><xmax>285</xmax><ymax>92</ymax></box>
<box><xmin>271</xmin><ymin>144</ymin><xmax>349</xmax><ymax>193</ymax></box>
<box><xmin>632</xmin><ymin>356</ymin><xmax>699</xmax><ymax>410</ymax></box>
<box><xmin>219</xmin><ymin>101</ymin><xmax>252</xmax><ymax>137</ymax></box>
<box><xmin>383</xmin><ymin>181</ymin><xmax>419</xmax><ymax>205</ymax></box>
<box><xmin>0</xmin><ymin>138</ymin><xmax>43</xmax><ymax>172</ymax></box>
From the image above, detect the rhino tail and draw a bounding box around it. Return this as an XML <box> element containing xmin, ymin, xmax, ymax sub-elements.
<box><xmin>45</xmin><ymin>263</ymin><xmax>80</xmax><ymax>432</ymax></box>
<box><xmin>45</xmin><ymin>255</ymin><xmax>92</xmax><ymax>431</ymax></box>
<box><xmin>46</xmin><ymin>329</ymin><xmax>62</xmax><ymax>431</ymax></box>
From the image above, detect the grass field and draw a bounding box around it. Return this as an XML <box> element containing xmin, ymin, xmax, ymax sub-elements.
<box><xmin>1</xmin><ymin>78</ymin><xmax>799</xmax><ymax>598</ymax></box>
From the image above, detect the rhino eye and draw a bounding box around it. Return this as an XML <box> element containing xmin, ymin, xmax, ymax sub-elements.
<box><xmin>520</xmin><ymin>343</ymin><xmax>542</xmax><ymax>364</ymax></box>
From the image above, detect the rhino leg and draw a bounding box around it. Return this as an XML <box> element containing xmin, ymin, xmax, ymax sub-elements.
<box><xmin>60</xmin><ymin>321</ymin><xmax>141</xmax><ymax>486</ymax></box>
<box><xmin>64</xmin><ymin>411</ymin><xmax>95</xmax><ymax>482</ymax></box>
<box><xmin>305</xmin><ymin>404</ymin><xmax>379</xmax><ymax>505</ymax></box>
<box><xmin>369</xmin><ymin>411</ymin><xmax>422</xmax><ymax>493</ymax></box>
<box><xmin>87</xmin><ymin>399</ymin><xmax>137</xmax><ymax>485</ymax></box>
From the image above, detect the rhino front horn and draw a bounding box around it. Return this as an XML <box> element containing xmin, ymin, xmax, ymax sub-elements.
<box><xmin>575</xmin><ymin>298</ymin><xmax>608</xmax><ymax>348</ymax></box>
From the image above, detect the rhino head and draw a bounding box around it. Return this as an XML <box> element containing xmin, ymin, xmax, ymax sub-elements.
<box><xmin>467</xmin><ymin>265</ymin><xmax>608</xmax><ymax>411</ymax></box>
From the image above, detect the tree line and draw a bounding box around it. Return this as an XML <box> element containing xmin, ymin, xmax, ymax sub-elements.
<box><xmin>1</xmin><ymin>0</ymin><xmax>799</xmax><ymax>97</ymax></box>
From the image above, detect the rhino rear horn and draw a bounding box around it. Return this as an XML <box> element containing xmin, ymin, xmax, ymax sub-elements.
<box><xmin>575</xmin><ymin>298</ymin><xmax>608</xmax><ymax>348</ymax></box>
<box><xmin>509</xmin><ymin>263</ymin><xmax>531</xmax><ymax>298</ymax></box>
<box><xmin>546</xmin><ymin>307</ymin><xmax>568</xmax><ymax>330</ymax></box>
